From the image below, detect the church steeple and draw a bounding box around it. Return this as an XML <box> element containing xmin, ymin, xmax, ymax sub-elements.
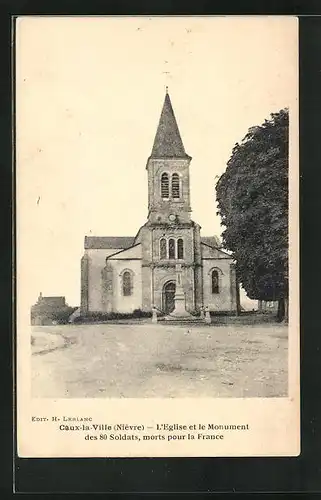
<box><xmin>150</xmin><ymin>90</ymin><xmax>188</xmax><ymax>158</ymax></box>
<box><xmin>146</xmin><ymin>91</ymin><xmax>192</xmax><ymax>224</ymax></box>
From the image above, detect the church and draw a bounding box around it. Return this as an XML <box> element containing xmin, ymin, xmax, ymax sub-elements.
<box><xmin>80</xmin><ymin>91</ymin><xmax>239</xmax><ymax>317</ymax></box>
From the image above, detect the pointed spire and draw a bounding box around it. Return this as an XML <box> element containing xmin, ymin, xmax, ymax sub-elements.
<box><xmin>151</xmin><ymin>91</ymin><xmax>188</xmax><ymax>158</ymax></box>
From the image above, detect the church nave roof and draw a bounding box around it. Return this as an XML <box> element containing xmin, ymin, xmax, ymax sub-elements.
<box><xmin>84</xmin><ymin>236</ymin><xmax>135</xmax><ymax>250</ymax></box>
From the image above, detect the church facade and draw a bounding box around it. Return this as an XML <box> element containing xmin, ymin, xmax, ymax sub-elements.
<box><xmin>80</xmin><ymin>91</ymin><xmax>239</xmax><ymax>316</ymax></box>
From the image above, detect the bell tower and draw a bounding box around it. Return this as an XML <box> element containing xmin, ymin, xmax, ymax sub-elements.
<box><xmin>139</xmin><ymin>89</ymin><xmax>202</xmax><ymax>315</ymax></box>
<box><xmin>146</xmin><ymin>89</ymin><xmax>192</xmax><ymax>225</ymax></box>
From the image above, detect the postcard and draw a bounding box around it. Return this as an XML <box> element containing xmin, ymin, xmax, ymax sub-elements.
<box><xmin>16</xmin><ymin>15</ymin><xmax>299</xmax><ymax>457</ymax></box>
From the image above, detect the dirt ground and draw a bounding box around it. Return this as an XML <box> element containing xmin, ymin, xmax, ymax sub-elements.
<box><xmin>31</xmin><ymin>320</ymin><xmax>288</xmax><ymax>398</ymax></box>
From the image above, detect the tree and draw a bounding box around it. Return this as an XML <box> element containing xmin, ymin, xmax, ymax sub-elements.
<box><xmin>52</xmin><ymin>306</ymin><xmax>78</xmax><ymax>324</ymax></box>
<box><xmin>216</xmin><ymin>109</ymin><xmax>289</xmax><ymax>321</ymax></box>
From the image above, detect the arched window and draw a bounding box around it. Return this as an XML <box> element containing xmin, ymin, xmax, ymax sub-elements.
<box><xmin>160</xmin><ymin>238</ymin><xmax>167</xmax><ymax>259</ymax></box>
<box><xmin>161</xmin><ymin>173</ymin><xmax>169</xmax><ymax>198</ymax></box>
<box><xmin>122</xmin><ymin>271</ymin><xmax>132</xmax><ymax>296</ymax></box>
<box><xmin>177</xmin><ymin>238</ymin><xmax>184</xmax><ymax>259</ymax></box>
<box><xmin>171</xmin><ymin>173</ymin><xmax>180</xmax><ymax>198</ymax></box>
<box><xmin>168</xmin><ymin>238</ymin><xmax>175</xmax><ymax>259</ymax></box>
<box><xmin>211</xmin><ymin>270</ymin><xmax>219</xmax><ymax>294</ymax></box>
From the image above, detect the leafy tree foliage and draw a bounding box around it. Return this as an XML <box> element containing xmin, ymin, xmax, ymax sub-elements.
<box><xmin>51</xmin><ymin>306</ymin><xmax>78</xmax><ymax>324</ymax></box>
<box><xmin>216</xmin><ymin>109</ymin><xmax>289</xmax><ymax>316</ymax></box>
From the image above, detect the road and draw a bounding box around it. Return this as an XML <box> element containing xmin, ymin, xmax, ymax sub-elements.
<box><xmin>31</xmin><ymin>322</ymin><xmax>288</xmax><ymax>398</ymax></box>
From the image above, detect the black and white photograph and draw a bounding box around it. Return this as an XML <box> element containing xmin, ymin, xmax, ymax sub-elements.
<box><xmin>16</xmin><ymin>16</ymin><xmax>299</xmax><ymax>457</ymax></box>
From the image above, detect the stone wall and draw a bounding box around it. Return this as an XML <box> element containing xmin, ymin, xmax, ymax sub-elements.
<box><xmin>82</xmin><ymin>229</ymin><xmax>238</xmax><ymax>315</ymax></box>
<box><xmin>146</xmin><ymin>157</ymin><xmax>192</xmax><ymax>224</ymax></box>
<box><xmin>80</xmin><ymin>254</ymin><xmax>89</xmax><ymax>314</ymax></box>
<box><xmin>202</xmin><ymin>258</ymin><xmax>236</xmax><ymax>312</ymax></box>
<box><xmin>151</xmin><ymin>264</ymin><xmax>195</xmax><ymax>313</ymax></box>
<box><xmin>85</xmin><ymin>248</ymin><xmax>124</xmax><ymax>312</ymax></box>
<box><xmin>107</xmin><ymin>259</ymin><xmax>143</xmax><ymax>313</ymax></box>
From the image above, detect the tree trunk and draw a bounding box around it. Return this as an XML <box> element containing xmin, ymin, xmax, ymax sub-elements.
<box><xmin>277</xmin><ymin>298</ymin><xmax>285</xmax><ymax>322</ymax></box>
<box><xmin>283</xmin><ymin>298</ymin><xmax>289</xmax><ymax>323</ymax></box>
<box><xmin>236</xmin><ymin>280</ymin><xmax>241</xmax><ymax>316</ymax></box>
<box><xmin>258</xmin><ymin>300</ymin><xmax>263</xmax><ymax>313</ymax></box>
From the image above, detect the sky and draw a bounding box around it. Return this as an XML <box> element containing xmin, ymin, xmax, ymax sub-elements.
<box><xmin>16</xmin><ymin>16</ymin><xmax>298</xmax><ymax>308</ymax></box>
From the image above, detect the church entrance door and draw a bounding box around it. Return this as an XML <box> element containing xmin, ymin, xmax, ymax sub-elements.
<box><xmin>162</xmin><ymin>281</ymin><xmax>176</xmax><ymax>314</ymax></box>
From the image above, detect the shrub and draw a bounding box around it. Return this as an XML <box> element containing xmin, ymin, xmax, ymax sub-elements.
<box><xmin>209</xmin><ymin>310</ymin><xmax>236</xmax><ymax>317</ymax></box>
<box><xmin>74</xmin><ymin>310</ymin><xmax>152</xmax><ymax>323</ymax></box>
<box><xmin>132</xmin><ymin>309</ymin><xmax>152</xmax><ymax>318</ymax></box>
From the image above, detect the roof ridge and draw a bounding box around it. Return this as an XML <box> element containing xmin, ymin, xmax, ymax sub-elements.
<box><xmin>85</xmin><ymin>235</ymin><xmax>134</xmax><ymax>239</ymax></box>
<box><xmin>106</xmin><ymin>242</ymin><xmax>141</xmax><ymax>260</ymax></box>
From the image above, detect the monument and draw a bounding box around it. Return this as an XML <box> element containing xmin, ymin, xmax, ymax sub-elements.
<box><xmin>204</xmin><ymin>306</ymin><xmax>211</xmax><ymax>324</ymax></box>
<box><xmin>152</xmin><ymin>306</ymin><xmax>158</xmax><ymax>324</ymax></box>
<box><xmin>165</xmin><ymin>264</ymin><xmax>196</xmax><ymax>321</ymax></box>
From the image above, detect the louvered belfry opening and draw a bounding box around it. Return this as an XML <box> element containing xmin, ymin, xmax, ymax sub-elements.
<box><xmin>161</xmin><ymin>173</ymin><xmax>169</xmax><ymax>198</ymax></box>
<box><xmin>171</xmin><ymin>173</ymin><xmax>180</xmax><ymax>198</ymax></box>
